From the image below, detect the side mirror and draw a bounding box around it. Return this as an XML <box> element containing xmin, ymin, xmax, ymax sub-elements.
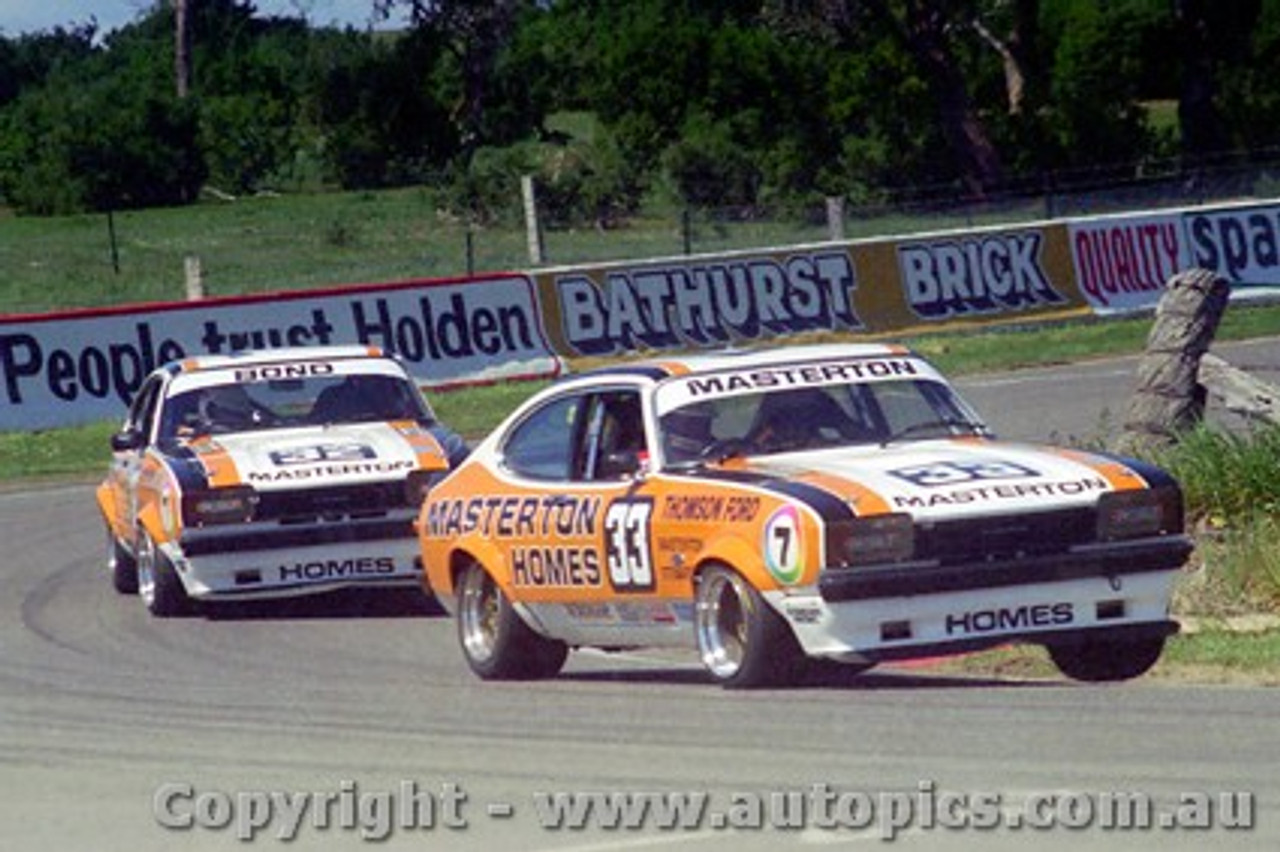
<box><xmin>110</xmin><ymin>429</ymin><xmax>144</xmax><ymax>453</ymax></box>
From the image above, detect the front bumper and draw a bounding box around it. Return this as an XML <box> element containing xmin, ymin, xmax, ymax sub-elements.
<box><xmin>818</xmin><ymin>535</ymin><xmax>1193</xmax><ymax>602</ymax></box>
<box><xmin>780</xmin><ymin>535</ymin><xmax>1191</xmax><ymax>662</ymax></box>
<box><xmin>165</xmin><ymin>515</ymin><xmax>422</xmax><ymax>600</ymax></box>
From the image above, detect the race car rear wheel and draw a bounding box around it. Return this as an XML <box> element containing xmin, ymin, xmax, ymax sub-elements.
<box><xmin>107</xmin><ymin>528</ymin><xmax>138</xmax><ymax>595</ymax></box>
<box><xmin>695</xmin><ymin>564</ymin><xmax>804</xmax><ymax>689</ymax></box>
<box><xmin>136</xmin><ymin>531</ymin><xmax>193</xmax><ymax>618</ymax></box>
<box><xmin>1047</xmin><ymin>636</ymin><xmax>1165</xmax><ymax>682</ymax></box>
<box><xmin>455</xmin><ymin>562</ymin><xmax>568</xmax><ymax>680</ymax></box>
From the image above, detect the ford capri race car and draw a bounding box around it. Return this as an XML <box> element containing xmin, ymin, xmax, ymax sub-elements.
<box><xmin>97</xmin><ymin>346</ymin><xmax>467</xmax><ymax>616</ymax></box>
<box><xmin>419</xmin><ymin>343</ymin><xmax>1192</xmax><ymax>688</ymax></box>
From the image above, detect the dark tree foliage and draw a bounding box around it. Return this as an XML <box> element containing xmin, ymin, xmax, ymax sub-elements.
<box><xmin>0</xmin><ymin>66</ymin><xmax>205</xmax><ymax>214</ymax></box>
<box><xmin>313</xmin><ymin>27</ymin><xmax>459</xmax><ymax>188</ymax></box>
<box><xmin>0</xmin><ymin>24</ymin><xmax>98</xmax><ymax>108</ymax></box>
<box><xmin>2</xmin><ymin>0</ymin><xmax>1280</xmax><ymax>217</ymax></box>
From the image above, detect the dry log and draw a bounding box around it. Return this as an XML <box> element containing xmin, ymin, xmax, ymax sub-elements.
<box><xmin>1199</xmin><ymin>353</ymin><xmax>1280</xmax><ymax>425</ymax></box>
<box><xmin>1117</xmin><ymin>268</ymin><xmax>1230</xmax><ymax>453</ymax></box>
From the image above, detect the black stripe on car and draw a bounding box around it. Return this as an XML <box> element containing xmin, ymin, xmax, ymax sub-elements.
<box><xmin>666</xmin><ymin>468</ymin><xmax>856</xmax><ymax>524</ymax></box>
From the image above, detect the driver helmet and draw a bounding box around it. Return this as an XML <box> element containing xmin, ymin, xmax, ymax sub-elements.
<box><xmin>199</xmin><ymin>384</ymin><xmax>259</xmax><ymax>429</ymax></box>
<box><xmin>663</xmin><ymin>403</ymin><xmax>715</xmax><ymax>461</ymax></box>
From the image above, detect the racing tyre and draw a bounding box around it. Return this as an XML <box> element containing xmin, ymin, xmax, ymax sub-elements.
<box><xmin>137</xmin><ymin>531</ymin><xmax>194</xmax><ymax>618</ymax></box>
<box><xmin>1047</xmin><ymin>636</ymin><xmax>1165</xmax><ymax>682</ymax></box>
<box><xmin>455</xmin><ymin>562</ymin><xmax>568</xmax><ymax>680</ymax></box>
<box><xmin>107</xmin><ymin>529</ymin><xmax>138</xmax><ymax>594</ymax></box>
<box><xmin>695</xmin><ymin>564</ymin><xmax>805</xmax><ymax>689</ymax></box>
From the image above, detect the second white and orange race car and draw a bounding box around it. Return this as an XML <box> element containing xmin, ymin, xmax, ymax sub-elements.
<box><xmin>97</xmin><ymin>345</ymin><xmax>467</xmax><ymax>616</ymax></box>
<box><xmin>418</xmin><ymin>343</ymin><xmax>1192</xmax><ymax>688</ymax></box>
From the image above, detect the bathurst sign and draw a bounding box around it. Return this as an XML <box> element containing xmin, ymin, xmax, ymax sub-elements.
<box><xmin>0</xmin><ymin>275</ymin><xmax>560</xmax><ymax>430</ymax></box>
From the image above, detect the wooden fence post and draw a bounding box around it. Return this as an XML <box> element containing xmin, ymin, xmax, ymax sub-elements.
<box><xmin>184</xmin><ymin>255</ymin><xmax>204</xmax><ymax>301</ymax></box>
<box><xmin>521</xmin><ymin>174</ymin><xmax>545</xmax><ymax>266</ymax></box>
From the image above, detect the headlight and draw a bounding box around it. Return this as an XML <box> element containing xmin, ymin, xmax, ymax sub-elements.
<box><xmin>1096</xmin><ymin>486</ymin><xmax>1183</xmax><ymax>541</ymax></box>
<box><xmin>826</xmin><ymin>513</ymin><xmax>915</xmax><ymax>567</ymax></box>
<box><xmin>182</xmin><ymin>486</ymin><xmax>258</xmax><ymax>526</ymax></box>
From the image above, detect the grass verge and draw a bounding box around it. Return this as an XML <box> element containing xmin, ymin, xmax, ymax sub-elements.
<box><xmin>923</xmin><ymin>628</ymin><xmax>1280</xmax><ymax>686</ymax></box>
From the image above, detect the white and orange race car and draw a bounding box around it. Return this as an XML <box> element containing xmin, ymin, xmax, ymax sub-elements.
<box><xmin>97</xmin><ymin>346</ymin><xmax>467</xmax><ymax>616</ymax></box>
<box><xmin>419</xmin><ymin>343</ymin><xmax>1192</xmax><ymax>688</ymax></box>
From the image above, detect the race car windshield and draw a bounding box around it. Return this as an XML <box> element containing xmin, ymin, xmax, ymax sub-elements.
<box><xmin>159</xmin><ymin>373</ymin><xmax>434</xmax><ymax>438</ymax></box>
<box><xmin>659</xmin><ymin>378</ymin><xmax>988</xmax><ymax>465</ymax></box>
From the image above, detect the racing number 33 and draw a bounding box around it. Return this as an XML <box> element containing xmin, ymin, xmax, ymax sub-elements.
<box><xmin>604</xmin><ymin>499</ymin><xmax>655</xmax><ymax>591</ymax></box>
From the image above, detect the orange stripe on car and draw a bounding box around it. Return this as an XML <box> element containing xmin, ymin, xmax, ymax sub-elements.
<box><xmin>191</xmin><ymin>439</ymin><xmax>243</xmax><ymax>487</ymax></box>
<box><xmin>794</xmin><ymin>471</ymin><xmax>893</xmax><ymax>516</ymax></box>
<box><xmin>395</xmin><ymin>422</ymin><xmax>450</xmax><ymax>469</ymax></box>
<box><xmin>1046</xmin><ymin>448</ymin><xmax>1148</xmax><ymax>491</ymax></box>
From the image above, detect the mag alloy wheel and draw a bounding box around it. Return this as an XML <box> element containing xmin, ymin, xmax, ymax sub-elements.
<box><xmin>694</xmin><ymin>564</ymin><xmax>804</xmax><ymax>689</ymax></box>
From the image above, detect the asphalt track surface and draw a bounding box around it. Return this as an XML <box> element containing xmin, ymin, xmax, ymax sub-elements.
<box><xmin>2</xmin><ymin>339</ymin><xmax>1278</xmax><ymax>852</ymax></box>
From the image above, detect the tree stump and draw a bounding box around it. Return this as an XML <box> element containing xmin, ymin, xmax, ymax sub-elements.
<box><xmin>1116</xmin><ymin>268</ymin><xmax>1230</xmax><ymax>454</ymax></box>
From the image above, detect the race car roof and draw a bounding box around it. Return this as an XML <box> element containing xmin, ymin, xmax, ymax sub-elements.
<box><xmin>165</xmin><ymin>345</ymin><xmax>388</xmax><ymax>376</ymax></box>
<box><xmin>574</xmin><ymin>342</ymin><xmax>916</xmax><ymax>382</ymax></box>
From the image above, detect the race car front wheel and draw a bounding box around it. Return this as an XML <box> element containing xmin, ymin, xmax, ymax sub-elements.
<box><xmin>1047</xmin><ymin>636</ymin><xmax>1165</xmax><ymax>682</ymax></box>
<box><xmin>455</xmin><ymin>562</ymin><xmax>568</xmax><ymax>680</ymax></box>
<box><xmin>136</xmin><ymin>531</ymin><xmax>193</xmax><ymax>618</ymax></box>
<box><xmin>695</xmin><ymin>564</ymin><xmax>805</xmax><ymax>689</ymax></box>
<box><xmin>107</xmin><ymin>528</ymin><xmax>138</xmax><ymax>595</ymax></box>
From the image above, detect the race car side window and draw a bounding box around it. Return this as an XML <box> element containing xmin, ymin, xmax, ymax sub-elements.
<box><xmin>502</xmin><ymin>395</ymin><xmax>585</xmax><ymax>481</ymax></box>
<box><xmin>126</xmin><ymin>377</ymin><xmax>164</xmax><ymax>447</ymax></box>
<box><xmin>582</xmin><ymin>390</ymin><xmax>646</xmax><ymax>481</ymax></box>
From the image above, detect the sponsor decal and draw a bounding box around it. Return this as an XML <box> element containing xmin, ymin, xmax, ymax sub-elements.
<box><xmin>511</xmin><ymin>546</ymin><xmax>601</xmax><ymax>588</ymax></box>
<box><xmin>944</xmin><ymin>602</ymin><xmax>1074</xmax><ymax>636</ymax></box>
<box><xmin>615</xmin><ymin>602</ymin><xmax>680</xmax><ymax>624</ymax></box>
<box><xmin>661</xmin><ymin>494</ymin><xmax>761</xmax><ymax>523</ymax></box>
<box><xmin>425</xmin><ymin>494</ymin><xmax>607</xmax><ymax>589</ymax></box>
<box><xmin>555</xmin><ymin>252</ymin><xmax>861</xmax><ymax>355</ymax></box>
<box><xmin>424</xmin><ymin>495</ymin><xmax>601</xmax><ymax>539</ymax></box>
<box><xmin>604</xmin><ymin>498</ymin><xmax>656</xmax><ymax>592</ymax></box>
<box><xmin>783</xmin><ymin>603</ymin><xmax>822</xmax><ymax>625</ymax></box>
<box><xmin>246</xmin><ymin>460</ymin><xmax>414</xmax><ymax>482</ymax></box>
<box><xmin>269</xmin><ymin>443</ymin><xmax>377</xmax><ymax>466</ymax></box>
<box><xmin>889</xmin><ymin>460</ymin><xmax>1039</xmax><ymax>488</ymax></box>
<box><xmin>763</xmin><ymin>505</ymin><xmax>804</xmax><ymax>585</ymax></box>
<box><xmin>684</xmin><ymin>358</ymin><xmax>918</xmax><ymax>398</ymax></box>
<box><xmin>563</xmin><ymin>602</ymin><xmax>615</xmax><ymax>623</ymax></box>
<box><xmin>899</xmin><ymin>232</ymin><xmax>1064</xmax><ymax>318</ymax></box>
<box><xmin>1187</xmin><ymin>205</ymin><xmax>1280</xmax><ymax>284</ymax></box>
<box><xmin>234</xmin><ymin>361</ymin><xmax>336</xmax><ymax>383</ymax></box>
<box><xmin>892</xmin><ymin>477</ymin><xmax>1108</xmax><ymax>508</ymax></box>
<box><xmin>279</xmin><ymin>556</ymin><xmax>397</xmax><ymax>582</ymax></box>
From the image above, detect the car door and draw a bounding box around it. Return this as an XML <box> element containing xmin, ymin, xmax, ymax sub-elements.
<box><xmin>497</xmin><ymin>385</ymin><xmax>684</xmax><ymax>645</ymax></box>
<box><xmin>106</xmin><ymin>375</ymin><xmax>163</xmax><ymax>545</ymax></box>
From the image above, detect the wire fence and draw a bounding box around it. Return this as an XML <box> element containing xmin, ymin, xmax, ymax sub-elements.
<box><xmin>3</xmin><ymin>155</ymin><xmax>1279</xmax><ymax>316</ymax></box>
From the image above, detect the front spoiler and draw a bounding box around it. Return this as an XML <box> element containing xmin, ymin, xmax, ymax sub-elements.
<box><xmin>162</xmin><ymin>537</ymin><xmax>422</xmax><ymax>601</ymax></box>
<box><xmin>818</xmin><ymin>535</ymin><xmax>1193</xmax><ymax>602</ymax></box>
<box><xmin>856</xmin><ymin>619</ymin><xmax>1179</xmax><ymax>663</ymax></box>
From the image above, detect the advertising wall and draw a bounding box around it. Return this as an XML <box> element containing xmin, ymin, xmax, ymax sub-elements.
<box><xmin>0</xmin><ymin>275</ymin><xmax>558</xmax><ymax>430</ymax></box>
<box><xmin>4</xmin><ymin>199</ymin><xmax>1279</xmax><ymax>431</ymax></box>
<box><xmin>531</xmin><ymin>221</ymin><xmax>1088</xmax><ymax>358</ymax></box>
<box><xmin>1068</xmin><ymin>200</ymin><xmax>1280</xmax><ymax>314</ymax></box>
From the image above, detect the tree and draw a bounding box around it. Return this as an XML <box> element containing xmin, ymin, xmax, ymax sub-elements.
<box><xmin>373</xmin><ymin>0</ymin><xmax>530</xmax><ymax>152</ymax></box>
<box><xmin>0</xmin><ymin>67</ymin><xmax>205</xmax><ymax>214</ymax></box>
